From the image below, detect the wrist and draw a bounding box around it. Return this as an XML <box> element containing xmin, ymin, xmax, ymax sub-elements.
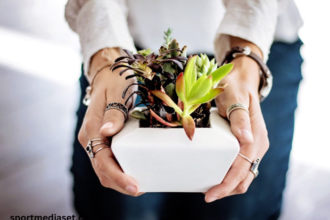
<box><xmin>230</xmin><ymin>56</ymin><xmax>260</xmax><ymax>90</ymax></box>
<box><xmin>88</xmin><ymin>47</ymin><xmax>121</xmax><ymax>82</ymax></box>
<box><xmin>222</xmin><ymin>37</ymin><xmax>272</xmax><ymax>101</ymax></box>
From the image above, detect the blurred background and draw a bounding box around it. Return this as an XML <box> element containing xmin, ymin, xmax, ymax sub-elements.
<box><xmin>0</xmin><ymin>0</ymin><xmax>329</xmax><ymax>219</ymax></box>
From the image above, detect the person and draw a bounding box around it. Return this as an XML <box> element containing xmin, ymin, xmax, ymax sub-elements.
<box><xmin>65</xmin><ymin>0</ymin><xmax>303</xmax><ymax>219</ymax></box>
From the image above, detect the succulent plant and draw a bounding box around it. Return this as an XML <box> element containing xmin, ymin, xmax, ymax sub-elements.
<box><xmin>110</xmin><ymin>48</ymin><xmax>185</xmax><ymax>81</ymax></box>
<box><xmin>196</xmin><ymin>54</ymin><xmax>218</xmax><ymax>78</ymax></box>
<box><xmin>151</xmin><ymin>56</ymin><xmax>233</xmax><ymax>140</ymax></box>
<box><xmin>112</xmin><ymin>29</ymin><xmax>234</xmax><ymax>140</ymax></box>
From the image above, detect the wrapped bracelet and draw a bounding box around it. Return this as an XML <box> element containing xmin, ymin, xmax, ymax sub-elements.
<box><xmin>221</xmin><ymin>46</ymin><xmax>273</xmax><ymax>102</ymax></box>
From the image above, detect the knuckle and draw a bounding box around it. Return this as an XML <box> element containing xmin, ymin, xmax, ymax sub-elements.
<box><xmin>98</xmin><ymin>176</ymin><xmax>108</xmax><ymax>187</ymax></box>
<box><xmin>112</xmin><ymin>175</ymin><xmax>124</xmax><ymax>188</ymax></box>
<box><xmin>95</xmin><ymin>159</ymin><xmax>105</xmax><ymax>173</ymax></box>
<box><xmin>84</xmin><ymin>119</ymin><xmax>95</xmax><ymax>133</ymax></box>
<box><xmin>238</xmin><ymin>169</ymin><xmax>249</xmax><ymax>182</ymax></box>
<box><xmin>260</xmin><ymin>130</ymin><xmax>270</xmax><ymax>150</ymax></box>
<box><xmin>237</xmin><ymin>116</ymin><xmax>250</xmax><ymax>129</ymax></box>
<box><xmin>237</xmin><ymin>184</ymin><xmax>248</xmax><ymax>194</ymax></box>
<box><xmin>78</xmin><ymin>129</ymin><xmax>84</xmax><ymax>146</ymax></box>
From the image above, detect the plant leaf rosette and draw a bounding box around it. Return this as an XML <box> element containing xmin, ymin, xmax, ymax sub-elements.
<box><xmin>111</xmin><ymin>29</ymin><xmax>240</xmax><ymax>192</ymax></box>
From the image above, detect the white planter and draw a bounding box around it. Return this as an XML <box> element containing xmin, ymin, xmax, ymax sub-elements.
<box><xmin>112</xmin><ymin>107</ymin><xmax>239</xmax><ymax>192</ymax></box>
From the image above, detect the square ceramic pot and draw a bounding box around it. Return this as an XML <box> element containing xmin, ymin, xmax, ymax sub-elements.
<box><xmin>112</xmin><ymin>107</ymin><xmax>239</xmax><ymax>192</ymax></box>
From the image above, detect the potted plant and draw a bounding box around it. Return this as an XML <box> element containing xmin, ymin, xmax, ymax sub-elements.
<box><xmin>111</xmin><ymin>29</ymin><xmax>239</xmax><ymax>192</ymax></box>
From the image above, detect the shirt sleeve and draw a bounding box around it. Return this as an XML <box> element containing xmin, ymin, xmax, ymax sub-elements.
<box><xmin>65</xmin><ymin>0</ymin><xmax>136</xmax><ymax>78</ymax></box>
<box><xmin>214</xmin><ymin>0</ymin><xmax>283</xmax><ymax>63</ymax></box>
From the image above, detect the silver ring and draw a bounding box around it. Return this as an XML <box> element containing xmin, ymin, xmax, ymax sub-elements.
<box><xmin>226</xmin><ymin>103</ymin><xmax>249</xmax><ymax>121</ymax></box>
<box><xmin>86</xmin><ymin>138</ymin><xmax>110</xmax><ymax>158</ymax></box>
<box><xmin>238</xmin><ymin>153</ymin><xmax>260</xmax><ymax>178</ymax></box>
<box><xmin>238</xmin><ymin>153</ymin><xmax>253</xmax><ymax>163</ymax></box>
<box><xmin>94</xmin><ymin>146</ymin><xmax>110</xmax><ymax>156</ymax></box>
<box><xmin>105</xmin><ymin>102</ymin><xmax>128</xmax><ymax>121</ymax></box>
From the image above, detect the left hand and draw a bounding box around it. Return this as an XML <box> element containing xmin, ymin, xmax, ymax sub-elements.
<box><xmin>204</xmin><ymin>45</ymin><xmax>270</xmax><ymax>203</ymax></box>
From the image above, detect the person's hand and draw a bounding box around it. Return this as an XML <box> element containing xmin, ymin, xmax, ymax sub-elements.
<box><xmin>205</xmin><ymin>39</ymin><xmax>270</xmax><ymax>203</ymax></box>
<box><xmin>78</xmin><ymin>48</ymin><xmax>142</xmax><ymax>196</ymax></box>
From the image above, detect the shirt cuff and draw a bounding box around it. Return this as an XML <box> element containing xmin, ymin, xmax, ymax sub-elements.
<box><xmin>76</xmin><ymin>0</ymin><xmax>136</xmax><ymax>80</ymax></box>
<box><xmin>214</xmin><ymin>0</ymin><xmax>278</xmax><ymax>63</ymax></box>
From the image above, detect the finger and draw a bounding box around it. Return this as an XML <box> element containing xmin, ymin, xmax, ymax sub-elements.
<box><xmin>229</xmin><ymin>109</ymin><xmax>254</xmax><ymax>146</ymax></box>
<box><xmin>204</xmin><ymin>156</ymin><xmax>252</xmax><ymax>203</ymax></box>
<box><xmin>100</xmin><ymin>109</ymin><xmax>125</xmax><ymax>137</ymax></box>
<box><xmin>82</xmin><ymin>87</ymin><xmax>140</xmax><ymax>196</ymax></box>
<box><xmin>100</xmin><ymin>76</ymin><xmax>135</xmax><ymax>137</ymax></box>
<box><xmin>228</xmin><ymin>170</ymin><xmax>254</xmax><ymax>196</ymax></box>
<box><xmin>93</xmin><ymin>147</ymin><xmax>140</xmax><ymax>196</ymax></box>
<box><xmin>78</xmin><ymin>86</ymin><xmax>107</xmax><ymax>148</ymax></box>
<box><xmin>95</xmin><ymin>169</ymin><xmax>144</xmax><ymax>196</ymax></box>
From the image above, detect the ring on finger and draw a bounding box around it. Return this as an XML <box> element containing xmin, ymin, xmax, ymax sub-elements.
<box><xmin>238</xmin><ymin>153</ymin><xmax>260</xmax><ymax>178</ymax></box>
<box><xmin>94</xmin><ymin>145</ymin><xmax>110</xmax><ymax>157</ymax></box>
<box><xmin>86</xmin><ymin>138</ymin><xmax>110</xmax><ymax>158</ymax></box>
<box><xmin>105</xmin><ymin>102</ymin><xmax>128</xmax><ymax>121</ymax></box>
<box><xmin>226</xmin><ymin>103</ymin><xmax>249</xmax><ymax>121</ymax></box>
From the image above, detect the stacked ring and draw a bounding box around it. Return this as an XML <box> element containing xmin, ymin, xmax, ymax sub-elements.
<box><xmin>86</xmin><ymin>138</ymin><xmax>110</xmax><ymax>158</ymax></box>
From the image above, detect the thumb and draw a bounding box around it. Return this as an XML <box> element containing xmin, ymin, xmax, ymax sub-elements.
<box><xmin>100</xmin><ymin>108</ymin><xmax>126</xmax><ymax>137</ymax></box>
<box><xmin>229</xmin><ymin>109</ymin><xmax>254</xmax><ymax>146</ymax></box>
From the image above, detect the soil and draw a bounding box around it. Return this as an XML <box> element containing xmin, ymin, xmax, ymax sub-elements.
<box><xmin>139</xmin><ymin>102</ymin><xmax>212</xmax><ymax>128</ymax></box>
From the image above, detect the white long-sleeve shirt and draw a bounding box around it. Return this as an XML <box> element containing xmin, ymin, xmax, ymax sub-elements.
<box><xmin>65</xmin><ymin>0</ymin><xmax>303</xmax><ymax>79</ymax></box>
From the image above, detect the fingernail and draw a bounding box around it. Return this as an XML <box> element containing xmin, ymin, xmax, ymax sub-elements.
<box><xmin>101</xmin><ymin>122</ymin><xmax>113</xmax><ymax>130</ymax></box>
<box><xmin>241</xmin><ymin>129</ymin><xmax>254</xmax><ymax>142</ymax></box>
<box><xmin>126</xmin><ymin>185</ymin><xmax>138</xmax><ymax>195</ymax></box>
<box><xmin>207</xmin><ymin>196</ymin><xmax>218</xmax><ymax>203</ymax></box>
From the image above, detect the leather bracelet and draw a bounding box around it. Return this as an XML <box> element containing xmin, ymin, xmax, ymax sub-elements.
<box><xmin>221</xmin><ymin>46</ymin><xmax>273</xmax><ymax>102</ymax></box>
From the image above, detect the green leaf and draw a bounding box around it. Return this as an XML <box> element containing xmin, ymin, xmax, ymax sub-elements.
<box><xmin>187</xmin><ymin>75</ymin><xmax>212</xmax><ymax>103</ymax></box>
<box><xmin>191</xmin><ymin>88</ymin><xmax>224</xmax><ymax>105</ymax></box>
<box><xmin>150</xmin><ymin>90</ymin><xmax>183</xmax><ymax>115</ymax></box>
<box><xmin>181</xmin><ymin>46</ymin><xmax>187</xmax><ymax>58</ymax></box>
<box><xmin>210</xmin><ymin>63</ymin><xmax>233</xmax><ymax>87</ymax></box>
<box><xmin>184</xmin><ymin>56</ymin><xmax>197</xmax><ymax>95</ymax></box>
<box><xmin>164</xmin><ymin>83</ymin><xmax>176</xmax><ymax>100</ymax></box>
<box><xmin>187</xmin><ymin>104</ymin><xmax>201</xmax><ymax>115</ymax></box>
<box><xmin>175</xmin><ymin>72</ymin><xmax>186</xmax><ymax>104</ymax></box>
<box><xmin>130</xmin><ymin>110</ymin><xmax>147</xmax><ymax>120</ymax></box>
<box><xmin>137</xmin><ymin>49</ymin><xmax>152</xmax><ymax>56</ymax></box>
<box><xmin>163</xmin><ymin>62</ymin><xmax>175</xmax><ymax>74</ymax></box>
<box><xmin>169</xmin><ymin>39</ymin><xmax>180</xmax><ymax>57</ymax></box>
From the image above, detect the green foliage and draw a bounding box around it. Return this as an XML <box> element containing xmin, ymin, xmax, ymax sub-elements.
<box><xmin>130</xmin><ymin>110</ymin><xmax>147</xmax><ymax>120</ymax></box>
<box><xmin>116</xmin><ymin>28</ymin><xmax>234</xmax><ymax>140</ymax></box>
<box><xmin>196</xmin><ymin>54</ymin><xmax>218</xmax><ymax>78</ymax></box>
<box><xmin>163</xmin><ymin>28</ymin><xmax>173</xmax><ymax>49</ymax></box>
<box><xmin>162</xmin><ymin>62</ymin><xmax>176</xmax><ymax>74</ymax></box>
<box><xmin>164</xmin><ymin>83</ymin><xmax>176</xmax><ymax>100</ymax></box>
<box><xmin>169</xmin><ymin>39</ymin><xmax>180</xmax><ymax>57</ymax></box>
<box><xmin>137</xmin><ymin>49</ymin><xmax>152</xmax><ymax>57</ymax></box>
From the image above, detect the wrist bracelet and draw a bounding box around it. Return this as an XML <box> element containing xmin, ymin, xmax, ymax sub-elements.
<box><xmin>221</xmin><ymin>46</ymin><xmax>273</xmax><ymax>102</ymax></box>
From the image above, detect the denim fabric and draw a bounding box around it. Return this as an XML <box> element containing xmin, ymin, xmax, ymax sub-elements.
<box><xmin>71</xmin><ymin>39</ymin><xmax>303</xmax><ymax>220</ymax></box>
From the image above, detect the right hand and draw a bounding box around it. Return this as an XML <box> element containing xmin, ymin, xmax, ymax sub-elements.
<box><xmin>78</xmin><ymin>48</ymin><xmax>142</xmax><ymax>196</ymax></box>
